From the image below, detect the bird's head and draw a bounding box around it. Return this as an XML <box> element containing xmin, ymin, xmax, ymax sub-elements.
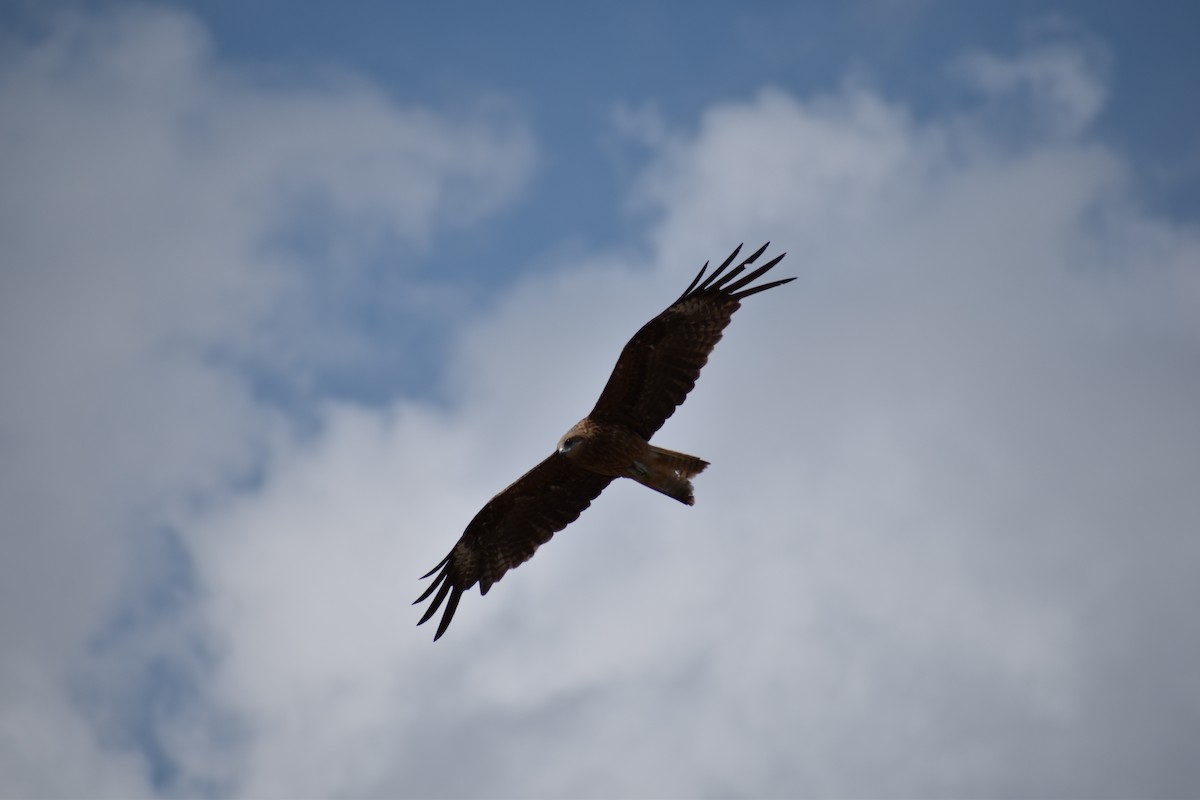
<box><xmin>557</xmin><ymin>419</ymin><xmax>592</xmax><ymax>458</ymax></box>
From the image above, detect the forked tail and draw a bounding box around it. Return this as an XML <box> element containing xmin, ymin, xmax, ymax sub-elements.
<box><xmin>632</xmin><ymin>445</ymin><xmax>710</xmax><ymax>505</ymax></box>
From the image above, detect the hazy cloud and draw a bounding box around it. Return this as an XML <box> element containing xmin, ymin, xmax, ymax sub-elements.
<box><xmin>955</xmin><ymin>31</ymin><xmax>1110</xmax><ymax>140</ymax></box>
<box><xmin>0</xmin><ymin>5</ymin><xmax>532</xmax><ymax>795</ymax></box>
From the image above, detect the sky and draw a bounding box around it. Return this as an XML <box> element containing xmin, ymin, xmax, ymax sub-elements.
<box><xmin>1</xmin><ymin>1</ymin><xmax>1199</xmax><ymax>798</ymax></box>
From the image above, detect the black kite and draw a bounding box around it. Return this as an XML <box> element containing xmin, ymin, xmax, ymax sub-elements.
<box><xmin>416</xmin><ymin>243</ymin><xmax>793</xmax><ymax>640</ymax></box>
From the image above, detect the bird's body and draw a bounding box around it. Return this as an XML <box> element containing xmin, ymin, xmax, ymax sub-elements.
<box><xmin>558</xmin><ymin>418</ymin><xmax>709</xmax><ymax>504</ymax></box>
<box><xmin>416</xmin><ymin>243</ymin><xmax>793</xmax><ymax>640</ymax></box>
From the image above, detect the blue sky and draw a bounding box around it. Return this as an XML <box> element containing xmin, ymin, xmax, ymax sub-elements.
<box><xmin>2</xmin><ymin>2</ymin><xmax>1199</xmax><ymax>797</ymax></box>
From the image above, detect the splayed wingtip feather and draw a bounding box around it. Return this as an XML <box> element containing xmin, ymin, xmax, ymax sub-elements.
<box><xmin>434</xmin><ymin>589</ymin><xmax>463</xmax><ymax>641</ymax></box>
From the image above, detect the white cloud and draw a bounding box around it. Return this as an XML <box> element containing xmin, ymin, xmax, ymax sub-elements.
<box><xmin>0</xmin><ymin>5</ymin><xmax>532</xmax><ymax>796</ymax></box>
<box><xmin>4</xmin><ymin>11</ymin><xmax>1199</xmax><ymax>799</ymax></box>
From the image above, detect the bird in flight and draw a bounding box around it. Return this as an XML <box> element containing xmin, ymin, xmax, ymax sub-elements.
<box><xmin>415</xmin><ymin>243</ymin><xmax>793</xmax><ymax>640</ymax></box>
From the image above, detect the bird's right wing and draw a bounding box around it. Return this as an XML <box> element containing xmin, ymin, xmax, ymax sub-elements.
<box><xmin>415</xmin><ymin>453</ymin><xmax>614</xmax><ymax>640</ymax></box>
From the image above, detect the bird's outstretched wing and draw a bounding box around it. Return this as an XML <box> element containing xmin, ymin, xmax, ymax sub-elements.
<box><xmin>415</xmin><ymin>453</ymin><xmax>614</xmax><ymax>640</ymax></box>
<box><xmin>588</xmin><ymin>243</ymin><xmax>792</xmax><ymax>439</ymax></box>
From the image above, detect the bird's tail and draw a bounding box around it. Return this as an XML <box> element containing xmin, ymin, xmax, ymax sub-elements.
<box><xmin>632</xmin><ymin>445</ymin><xmax>709</xmax><ymax>506</ymax></box>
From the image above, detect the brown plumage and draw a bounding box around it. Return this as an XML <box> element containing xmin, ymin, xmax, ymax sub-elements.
<box><xmin>415</xmin><ymin>243</ymin><xmax>793</xmax><ymax>640</ymax></box>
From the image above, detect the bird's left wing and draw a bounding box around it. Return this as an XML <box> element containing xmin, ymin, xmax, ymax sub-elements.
<box><xmin>415</xmin><ymin>453</ymin><xmax>614</xmax><ymax>640</ymax></box>
<box><xmin>588</xmin><ymin>243</ymin><xmax>793</xmax><ymax>439</ymax></box>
